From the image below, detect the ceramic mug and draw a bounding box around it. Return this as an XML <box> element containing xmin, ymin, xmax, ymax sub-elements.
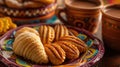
<box><xmin>102</xmin><ymin>4</ymin><xmax>120</xmax><ymax>51</ymax></box>
<box><xmin>56</xmin><ymin>0</ymin><xmax>103</xmax><ymax>34</ymax></box>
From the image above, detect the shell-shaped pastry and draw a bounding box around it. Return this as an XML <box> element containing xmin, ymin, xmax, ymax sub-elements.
<box><xmin>59</xmin><ymin>36</ymin><xmax>87</xmax><ymax>53</ymax></box>
<box><xmin>56</xmin><ymin>41</ymin><xmax>80</xmax><ymax>60</ymax></box>
<box><xmin>39</xmin><ymin>25</ymin><xmax>55</xmax><ymax>44</ymax></box>
<box><xmin>54</xmin><ymin>24</ymin><xmax>69</xmax><ymax>41</ymax></box>
<box><xmin>45</xmin><ymin>44</ymin><xmax>66</xmax><ymax>65</ymax></box>
<box><xmin>15</xmin><ymin>27</ymin><xmax>39</xmax><ymax>37</ymax></box>
<box><xmin>68</xmin><ymin>29</ymin><xmax>79</xmax><ymax>36</ymax></box>
<box><xmin>13</xmin><ymin>32</ymin><xmax>48</xmax><ymax>64</ymax></box>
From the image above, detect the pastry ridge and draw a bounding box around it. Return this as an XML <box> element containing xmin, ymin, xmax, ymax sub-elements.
<box><xmin>45</xmin><ymin>44</ymin><xmax>65</xmax><ymax>65</ymax></box>
<box><xmin>13</xmin><ymin>31</ymin><xmax>48</xmax><ymax>64</ymax></box>
<box><xmin>56</xmin><ymin>41</ymin><xmax>80</xmax><ymax>59</ymax></box>
<box><xmin>59</xmin><ymin>36</ymin><xmax>87</xmax><ymax>53</ymax></box>
<box><xmin>39</xmin><ymin>25</ymin><xmax>55</xmax><ymax>44</ymax></box>
<box><xmin>54</xmin><ymin>24</ymin><xmax>69</xmax><ymax>41</ymax></box>
<box><xmin>15</xmin><ymin>27</ymin><xmax>39</xmax><ymax>37</ymax></box>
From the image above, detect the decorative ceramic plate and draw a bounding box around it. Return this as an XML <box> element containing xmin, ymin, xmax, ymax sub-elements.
<box><xmin>0</xmin><ymin>23</ymin><xmax>104</xmax><ymax>67</ymax></box>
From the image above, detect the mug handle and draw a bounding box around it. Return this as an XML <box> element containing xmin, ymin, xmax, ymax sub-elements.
<box><xmin>56</xmin><ymin>7</ymin><xmax>68</xmax><ymax>24</ymax></box>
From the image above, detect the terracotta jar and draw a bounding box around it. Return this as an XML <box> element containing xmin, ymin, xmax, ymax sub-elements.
<box><xmin>102</xmin><ymin>4</ymin><xmax>120</xmax><ymax>51</ymax></box>
<box><xmin>56</xmin><ymin>0</ymin><xmax>103</xmax><ymax>34</ymax></box>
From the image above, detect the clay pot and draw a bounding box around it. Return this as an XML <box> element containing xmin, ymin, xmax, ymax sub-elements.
<box><xmin>102</xmin><ymin>4</ymin><xmax>120</xmax><ymax>51</ymax></box>
<box><xmin>56</xmin><ymin>0</ymin><xmax>103</xmax><ymax>34</ymax></box>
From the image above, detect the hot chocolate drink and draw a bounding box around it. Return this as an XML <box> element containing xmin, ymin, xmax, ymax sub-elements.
<box><xmin>67</xmin><ymin>0</ymin><xmax>98</xmax><ymax>8</ymax></box>
<box><xmin>105</xmin><ymin>8</ymin><xmax>120</xmax><ymax>18</ymax></box>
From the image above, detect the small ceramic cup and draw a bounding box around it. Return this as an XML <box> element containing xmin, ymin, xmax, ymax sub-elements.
<box><xmin>56</xmin><ymin>0</ymin><xmax>103</xmax><ymax>34</ymax></box>
<box><xmin>102</xmin><ymin>4</ymin><xmax>120</xmax><ymax>52</ymax></box>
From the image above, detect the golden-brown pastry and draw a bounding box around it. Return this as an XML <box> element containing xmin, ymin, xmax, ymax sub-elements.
<box><xmin>5</xmin><ymin>0</ymin><xmax>23</xmax><ymax>8</ymax></box>
<box><xmin>0</xmin><ymin>20</ymin><xmax>3</xmax><ymax>35</ymax></box>
<box><xmin>56</xmin><ymin>41</ymin><xmax>80</xmax><ymax>60</ymax></box>
<box><xmin>45</xmin><ymin>44</ymin><xmax>65</xmax><ymax>65</ymax></box>
<box><xmin>15</xmin><ymin>27</ymin><xmax>39</xmax><ymax>37</ymax></box>
<box><xmin>69</xmin><ymin>29</ymin><xmax>79</xmax><ymax>36</ymax></box>
<box><xmin>23</xmin><ymin>1</ymin><xmax>44</xmax><ymax>8</ymax></box>
<box><xmin>39</xmin><ymin>25</ymin><xmax>55</xmax><ymax>44</ymax></box>
<box><xmin>13</xmin><ymin>31</ymin><xmax>48</xmax><ymax>64</ymax></box>
<box><xmin>4</xmin><ymin>0</ymin><xmax>55</xmax><ymax>8</ymax></box>
<box><xmin>0</xmin><ymin>17</ymin><xmax>17</xmax><ymax>36</ymax></box>
<box><xmin>0</xmin><ymin>19</ymin><xmax>10</xmax><ymax>35</ymax></box>
<box><xmin>33</xmin><ymin>0</ymin><xmax>55</xmax><ymax>5</ymax></box>
<box><xmin>6</xmin><ymin>17</ymin><xmax>17</xmax><ymax>29</ymax></box>
<box><xmin>54</xmin><ymin>24</ymin><xmax>69</xmax><ymax>41</ymax></box>
<box><xmin>59</xmin><ymin>36</ymin><xmax>87</xmax><ymax>53</ymax></box>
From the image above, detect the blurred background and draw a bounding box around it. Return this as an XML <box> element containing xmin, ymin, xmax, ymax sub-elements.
<box><xmin>104</xmin><ymin>0</ymin><xmax>120</xmax><ymax>4</ymax></box>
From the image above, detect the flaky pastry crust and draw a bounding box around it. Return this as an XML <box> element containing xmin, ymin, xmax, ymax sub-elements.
<box><xmin>13</xmin><ymin>31</ymin><xmax>48</xmax><ymax>64</ymax></box>
<box><xmin>15</xmin><ymin>27</ymin><xmax>39</xmax><ymax>37</ymax></box>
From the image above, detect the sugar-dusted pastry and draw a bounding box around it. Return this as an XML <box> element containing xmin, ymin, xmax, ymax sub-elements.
<box><xmin>54</xmin><ymin>24</ymin><xmax>69</xmax><ymax>41</ymax></box>
<box><xmin>23</xmin><ymin>1</ymin><xmax>44</xmax><ymax>8</ymax></box>
<box><xmin>5</xmin><ymin>0</ymin><xmax>23</xmax><ymax>8</ymax></box>
<box><xmin>4</xmin><ymin>0</ymin><xmax>55</xmax><ymax>8</ymax></box>
<box><xmin>15</xmin><ymin>27</ymin><xmax>39</xmax><ymax>37</ymax></box>
<box><xmin>13</xmin><ymin>32</ymin><xmax>48</xmax><ymax>64</ymax></box>
<box><xmin>45</xmin><ymin>44</ymin><xmax>65</xmax><ymax>65</ymax></box>
<box><xmin>39</xmin><ymin>25</ymin><xmax>55</xmax><ymax>44</ymax></box>
<box><xmin>55</xmin><ymin>41</ymin><xmax>80</xmax><ymax>60</ymax></box>
<box><xmin>59</xmin><ymin>36</ymin><xmax>87</xmax><ymax>53</ymax></box>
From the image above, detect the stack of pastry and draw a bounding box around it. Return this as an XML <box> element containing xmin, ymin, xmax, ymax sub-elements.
<box><xmin>13</xmin><ymin>24</ymin><xmax>87</xmax><ymax>65</ymax></box>
<box><xmin>0</xmin><ymin>17</ymin><xmax>17</xmax><ymax>36</ymax></box>
<box><xmin>0</xmin><ymin>0</ymin><xmax>57</xmax><ymax>23</ymax></box>
<box><xmin>0</xmin><ymin>0</ymin><xmax>55</xmax><ymax>8</ymax></box>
